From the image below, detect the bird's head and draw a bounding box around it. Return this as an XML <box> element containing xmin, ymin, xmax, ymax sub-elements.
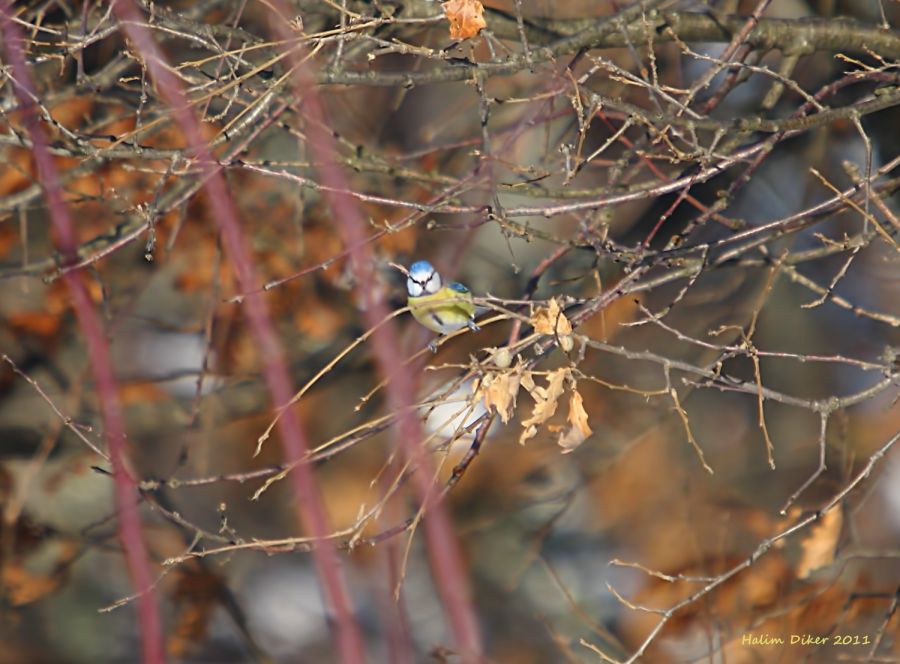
<box><xmin>407</xmin><ymin>260</ymin><xmax>442</xmax><ymax>297</ymax></box>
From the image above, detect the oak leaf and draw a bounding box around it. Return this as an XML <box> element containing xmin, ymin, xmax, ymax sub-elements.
<box><xmin>442</xmin><ymin>0</ymin><xmax>487</xmax><ymax>40</ymax></box>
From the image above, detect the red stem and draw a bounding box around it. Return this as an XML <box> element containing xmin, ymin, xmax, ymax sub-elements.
<box><xmin>264</xmin><ymin>7</ymin><xmax>484</xmax><ymax>661</ymax></box>
<box><xmin>0</xmin><ymin>5</ymin><xmax>164</xmax><ymax>663</ymax></box>
<box><xmin>107</xmin><ymin>2</ymin><xmax>367</xmax><ymax>661</ymax></box>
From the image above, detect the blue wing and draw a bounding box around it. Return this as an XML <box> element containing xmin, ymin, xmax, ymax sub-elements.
<box><xmin>448</xmin><ymin>281</ymin><xmax>470</xmax><ymax>294</ymax></box>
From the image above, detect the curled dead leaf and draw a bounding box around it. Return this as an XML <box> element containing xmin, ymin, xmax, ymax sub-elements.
<box><xmin>533</xmin><ymin>298</ymin><xmax>573</xmax><ymax>340</ymax></box>
<box><xmin>797</xmin><ymin>506</ymin><xmax>842</xmax><ymax>578</ymax></box>
<box><xmin>442</xmin><ymin>0</ymin><xmax>487</xmax><ymax>40</ymax></box>
<box><xmin>519</xmin><ymin>368</ymin><xmax>568</xmax><ymax>445</ymax></box>
<box><xmin>558</xmin><ymin>388</ymin><xmax>592</xmax><ymax>453</ymax></box>
<box><xmin>478</xmin><ymin>369</ymin><xmax>522</xmax><ymax>424</ymax></box>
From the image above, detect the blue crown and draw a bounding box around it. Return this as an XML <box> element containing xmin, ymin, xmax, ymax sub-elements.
<box><xmin>409</xmin><ymin>260</ymin><xmax>435</xmax><ymax>276</ymax></box>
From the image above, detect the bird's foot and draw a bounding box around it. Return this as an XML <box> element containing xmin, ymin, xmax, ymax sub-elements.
<box><xmin>467</xmin><ymin>319</ymin><xmax>481</xmax><ymax>332</ymax></box>
<box><xmin>428</xmin><ymin>339</ymin><xmax>439</xmax><ymax>353</ymax></box>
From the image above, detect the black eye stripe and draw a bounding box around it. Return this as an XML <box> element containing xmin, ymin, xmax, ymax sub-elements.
<box><xmin>412</xmin><ymin>271</ymin><xmax>436</xmax><ymax>288</ymax></box>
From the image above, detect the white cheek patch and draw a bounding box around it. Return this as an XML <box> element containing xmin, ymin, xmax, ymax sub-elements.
<box><xmin>407</xmin><ymin>279</ymin><xmax>424</xmax><ymax>297</ymax></box>
<box><xmin>424</xmin><ymin>273</ymin><xmax>440</xmax><ymax>294</ymax></box>
<box><xmin>407</xmin><ymin>267</ymin><xmax>441</xmax><ymax>297</ymax></box>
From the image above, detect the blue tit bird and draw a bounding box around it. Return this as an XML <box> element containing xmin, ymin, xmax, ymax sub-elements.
<box><xmin>406</xmin><ymin>260</ymin><xmax>480</xmax><ymax>351</ymax></box>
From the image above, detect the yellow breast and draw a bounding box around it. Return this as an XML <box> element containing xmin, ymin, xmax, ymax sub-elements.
<box><xmin>408</xmin><ymin>286</ymin><xmax>476</xmax><ymax>334</ymax></box>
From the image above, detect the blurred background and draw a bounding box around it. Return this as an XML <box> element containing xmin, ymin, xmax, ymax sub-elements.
<box><xmin>0</xmin><ymin>0</ymin><xmax>898</xmax><ymax>662</ymax></box>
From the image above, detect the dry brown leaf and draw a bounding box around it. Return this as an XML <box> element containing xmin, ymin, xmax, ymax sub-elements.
<box><xmin>119</xmin><ymin>381</ymin><xmax>167</xmax><ymax>405</ymax></box>
<box><xmin>797</xmin><ymin>506</ymin><xmax>843</xmax><ymax>578</ymax></box>
<box><xmin>0</xmin><ymin>225</ymin><xmax>15</xmax><ymax>259</ymax></box>
<box><xmin>519</xmin><ymin>368</ymin><xmax>567</xmax><ymax>444</ymax></box>
<box><xmin>442</xmin><ymin>0</ymin><xmax>487</xmax><ymax>40</ymax></box>
<box><xmin>6</xmin><ymin>311</ymin><xmax>63</xmax><ymax>341</ymax></box>
<box><xmin>293</xmin><ymin>292</ymin><xmax>345</xmax><ymax>341</ymax></box>
<box><xmin>581</xmin><ymin>286</ymin><xmax>642</xmax><ymax>342</ymax></box>
<box><xmin>520</xmin><ymin>370</ymin><xmax>535</xmax><ymax>393</ymax></box>
<box><xmin>532</xmin><ymin>298</ymin><xmax>573</xmax><ymax>337</ymax></box>
<box><xmin>1</xmin><ymin>537</ymin><xmax>78</xmax><ymax>606</ymax></box>
<box><xmin>49</xmin><ymin>96</ymin><xmax>93</xmax><ymax>128</ymax></box>
<box><xmin>168</xmin><ymin>568</ymin><xmax>226</xmax><ymax>658</ymax></box>
<box><xmin>3</xmin><ymin>565</ymin><xmax>62</xmax><ymax>606</ymax></box>
<box><xmin>0</xmin><ymin>148</ymin><xmax>33</xmax><ymax>197</ymax></box>
<box><xmin>519</xmin><ymin>424</ymin><xmax>537</xmax><ymax>444</ymax></box>
<box><xmin>558</xmin><ymin>388</ymin><xmax>592</xmax><ymax>453</ymax></box>
<box><xmin>478</xmin><ymin>369</ymin><xmax>522</xmax><ymax>424</ymax></box>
